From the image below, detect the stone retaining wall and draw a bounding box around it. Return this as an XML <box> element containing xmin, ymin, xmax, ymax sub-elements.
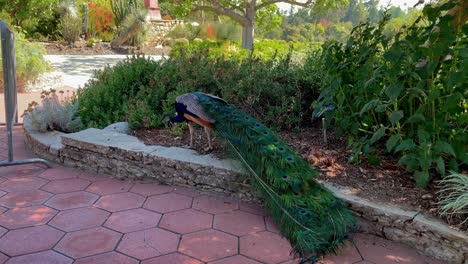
<box><xmin>23</xmin><ymin>120</ymin><xmax>468</xmax><ymax>263</ymax></box>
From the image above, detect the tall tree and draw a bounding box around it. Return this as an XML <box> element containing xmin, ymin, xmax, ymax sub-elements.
<box><xmin>163</xmin><ymin>0</ymin><xmax>348</xmax><ymax>50</ymax></box>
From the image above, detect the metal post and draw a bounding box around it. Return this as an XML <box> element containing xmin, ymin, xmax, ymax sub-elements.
<box><xmin>0</xmin><ymin>21</ymin><xmax>50</xmax><ymax>168</ymax></box>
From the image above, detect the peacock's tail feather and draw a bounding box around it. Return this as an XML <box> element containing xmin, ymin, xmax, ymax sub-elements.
<box><xmin>193</xmin><ymin>92</ymin><xmax>355</xmax><ymax>256</ymax></box>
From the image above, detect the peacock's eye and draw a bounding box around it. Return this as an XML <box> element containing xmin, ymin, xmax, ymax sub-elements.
<box><xmin>294</xmin><ymin>192</ymin><xmax>300</xmax><ymax>196</ymax></box>
<box><xmin>282</xmin><ymin>175</ymin><xmax>289</xmax><ymax>180</ymax></box>
<box><xmin>245</xmin><ymin>116</ymin><xmax>249</xmax><ymax>120</ymax></box>
<box><xmin>286</xmin><ymin>157</ymin><xmax>294</xmax><ymax>162</ymax></box>
<box><xmin>278</xmin><ymin>147</ymin><xmax>285</xmax><ymax>152</ymax></box>
<box><xmin>255</xmin><ymin>124</ymin><xmax>260</xmax><ymax>127</ymax></box>
<box><xmin>263</xmin><ymin>131</ymin><xmax>268</xmax><ymax>135</ymax></box>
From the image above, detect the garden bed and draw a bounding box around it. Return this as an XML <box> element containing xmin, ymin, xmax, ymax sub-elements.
<box><xmin>23</xmin><ymin>119</ymin><xmax>468</xmax><ymax>263</ymax></box>
<box><xmin>132</xmin><ymin>122</ymin><xmax>465</xmax><ymax>230</ymax></box>
<box><xmin>39</xmin><ymin>40</ymin><xmax>171</xmax><ymax>56</ymax></box>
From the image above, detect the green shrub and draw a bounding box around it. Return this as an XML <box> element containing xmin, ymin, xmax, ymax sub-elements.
<box><xmin>0</xmin><ymin>30</ymin><xmax>50</xmax><ymax>93</ymax></box>
<box><xmin>76</xmin><ymin>50</ymin><xmax>322</xmax><ymax>131</ymax></box>
<box><xmin>313</xmin><ymin>2</ymin><xmax>467</xmax><ymax>187</ymax></box>
<box><xmin>61</xmin><ymin>14</ymin><xmax>82</xmax><ymax>45</ymax></box>
<box><xmin>169</xmin><ymin>39</ymin><xmax>315</xmax><ymax>63</ymax></box>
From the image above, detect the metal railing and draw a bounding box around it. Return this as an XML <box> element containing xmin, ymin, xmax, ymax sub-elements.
<box><xmin>0</xmin><ymin>21</ymin><xmax>50</xmax><ymax>167</ymax></box>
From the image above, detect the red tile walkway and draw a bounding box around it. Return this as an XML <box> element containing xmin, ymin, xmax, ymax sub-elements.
<box><xmin>0</xmin><ymin>126</ymin><xmax>445</xmax><ymax>264</ymax></box>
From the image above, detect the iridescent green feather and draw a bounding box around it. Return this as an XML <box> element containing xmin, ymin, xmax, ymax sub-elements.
<box><xmin>193</xmin><ymin>92</ymin><xmax>355</xmax><ymax>258</ymax></box>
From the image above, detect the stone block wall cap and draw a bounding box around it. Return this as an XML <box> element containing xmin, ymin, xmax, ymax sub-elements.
<box><xmin>103</xmin><ymin>122</ymin><xmax>130</xmax><ymax>134</ymax></box>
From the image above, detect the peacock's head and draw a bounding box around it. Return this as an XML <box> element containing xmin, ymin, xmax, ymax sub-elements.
<box><xmin>162</xmin><ymin>115</ymin><xmax>173</xmax><ymax>128</ymax></box>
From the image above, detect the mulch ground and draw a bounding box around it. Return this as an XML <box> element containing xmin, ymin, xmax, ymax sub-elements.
<box><xmin>131</xmin><ymin>122</ymin><xmax>467</xmax><ymax>231</ymax></box>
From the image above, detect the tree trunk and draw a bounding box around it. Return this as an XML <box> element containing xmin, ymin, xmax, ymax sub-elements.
<box><xmin>241</xmin><ymin>2</ymin><xmax>256</xmax><ymax>50</ymax></box>
<box><xmin>242</xmin><ymin>22</ymin><xmax>254</xmax><ymax>50</ymax></box>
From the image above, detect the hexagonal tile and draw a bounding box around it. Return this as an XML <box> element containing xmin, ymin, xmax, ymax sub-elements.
<box><xmin>0</xmin><ymin>205</ymin><xmax>57</xmax><ymax>229</ymax></box>
<box><xmin>171</xmin><ymin>186</ymin><xmax>201</xmax><ymax>197</ymax></box>
<box><xmin>117</xmin><ymin>228</ymin><xmax>180</xmax><ymax>260</ymax></box>
<box><xmin>240</xmin><ymin>231</ymin><xmax>294</xmax><ymax>263</ymax></box>
<box><xmin>179</xmin><ymin>229</ymin><xmax>238</xmax><ymax>262</ymax></box>
<box><xmin>49</xmin><ymin>207</ymin><xmax>110</xmax><ymax>232</ymax></box>
<box><xmin>0</xmin><ymin>206</ymin><xmax>6</xmax><ymax>215</ymax></box>
<box><xmin>5</xmin><ymin>250</ymin><xmax>73</xmax><ymax>264</ymax></box>
<box><xmin>0</xmin><ymin>164</ymin><xmax>45</xmax><ymax>179</ymax></box>
<box><xmin>239</xmin><ymin>203</ymin><xmax>266</xmax><ymax>216</ymax></box>
<box><xmin>209</xmin><ymin>255</ymin><xmax>263</xmax><ymax>264</ymax></box>
<box><xmin>321</xmin><ymin>240</ymin><xmax>362</xmax><ymax>264</ymax></box>
<box><xmin>0</xmin><ymin>190</ymin><xmax>53</xmax><ymax>208</ymax></box>
<box><xmin>45</xmin><ymin>191</ymin><xmax>99</xmax><ymax>210</ymax></box>
<box><xmin>214</xmin><ymin>210</ymin><xmax>265</xmax><ymax>236</ymax></box>
<box><xmin>159</xmin><ymin>208</ymin><xmax>212</xmax><ymax>234</ymax></box>
<box><xmin>0</xmin><ymin>225</ymin><xmax>64</xmax><ymax>256</ymax></box>
<box><xmin>0</xmin><ymin>190</ymin><xmax>6</xmax><ymax>198</ymax></box>
<box><xmin>130</xmin><ymin>183</ymin><xmax>172</xmax><ymax>197</ymax></box>
<box><xmin>0</xmin><ymin>252</ymin><xmax>7</xmax><ymax>264</ymax></box>
<box><xmin>142</xmin><ymin>253</ymin><xmax>202</xmax><ymax>264</ymax></box>
<box><xmin>74</xmin><ymin>252</ymin><xmax>139</xmax><ymax>264</ymax></box>
<box><xmin>192</xmin><ymin>196</ymin><xmax>238</xmax><ymax>214</ymax></box>
<box><xmin>38</xmin><ymin>167</ymin><xmax>80</xmax><ymax>180</ymax></box>
<box><xmin>86</xmin><ymin>179</ymin><xmax>133</xmax><ymax>195</ymax></box>
<box><xmin>55</xmin><ymin>227</ymin><xmax>121</xmax><ymax>259</ymax></box>
<box><xmin>352</xmin><ymin>233</ymin><xmax>445</xmax><ymax>264</ymax></box>
<box><xmin>94</xmin><ymin>192</ymin><xmax>145</xmax><ymax>212</ymax></box>
<box><xmin>144</xmin><ymin>193</ymin><xmax>192</xmax><ymax>213</ymax></box>
<box><xmin>0</xmin><ymin>177</ymin><xmax>48</xmax><ymax>192</ymax></box>
<box><xmin>0</xmin><ymin>226</ymin><xmax>7</xmax><ymax>237</ymax></box>
<box><xmin>78</xmin><ymin>172</ymin><xmax>108</xmax><ymax>182</ymax></box>
<box><xmin>41</xmin><ymin>178</ymin><xmax>91</xmax><ymax>194</ymax></box>
<box><xmin>104</xmin><ymin>208</ymin><xmax>161</xmax><ymax>233</ymax></box>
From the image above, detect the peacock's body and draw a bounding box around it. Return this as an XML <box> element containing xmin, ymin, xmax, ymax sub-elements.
<box><xmin>173</xmin><ymin>92</ymin><xmax>355</xmax><ymax>259</ymax></box>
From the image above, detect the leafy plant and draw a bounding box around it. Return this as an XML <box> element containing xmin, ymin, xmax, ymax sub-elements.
<box><xmin>61</xmin><ymin>14</ymin><xmax>82</xmax><ymax>45</ymax></box>
<box><xmin>314</xmin><ymin>1</ymin><xmax>467</xmax><ymax>187</ymax></box>
<box><xmin>76</xmin><ymin>48</ymin><xmax>322</xmax><ymax>131</ymax></box>
<box><xmin>438</xmin><ymin>172</ymin><xmax>468</xmax><ymax>226</ymax></box>
<box><xmin>0</xmin><ymin>30</ymin><xmax>50</xmax><ymax>93</ymax></box>
<box><xmin>24</xmin><ymin>89</ymin><xmax>83</xmax><ymax>133</ymax></box>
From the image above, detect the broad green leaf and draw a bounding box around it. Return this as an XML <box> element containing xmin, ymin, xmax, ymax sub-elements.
<box><xmin>399</xmin><ymin>154</ymin><xmax>419</xmax><ymax>170</ymax></box>
<box><xmin>448</xmin><ymin>159</ymin><xmax>459</xmax><ymax>172</ymax></box>
<box><xmin>406</xmin><ymin>113</ymin><xmax>425</xmax><ymax>124</ymax></box>
<box><xmin>370</xmin><ymin>127</ymin><xmax>386</xmax><ymax>144</ymax></box>
<box><xmin>386</xmin><ymin>134</ymin><xmax>400</xmax><ymax>152</ymax></box>
<box><xmin>395</xmin><ymin>139</ymin><xmax>416</xmax><ymax>153</ymax></box>
<box><xmin>417</xmin><ymin>128</ymin><xmax>430</xmax><ymax>145</ymax></box>
<box><xmin>385</xmin><ymin>85</ymin><xmax>402</xmax><ymax>100</ymax></box>
<box><xmin>433</xmin><ymin>141</ymin><xmax>456</xmax><ymax>157</ymax></box>
<box><xmin>359</xmin><ymin>99</ymin><xmax>379</xmax><ymax>116</ymax></box>
<box><xmin>375</xmin><ymin>104</ymin><xmax>387</xmax><ymax>112</ymax></box>
<box><xmin>418</xmin><ymin>156</ymin><xmax>432</xmax><ymax>171</ymax></box>
<box><xmin>414</xmin><ymin>170</ymin><xmax>430</xmax><ymax>188</ymax></box>
<box><xmin>389</xmin><ymin>110</ymin><xmax>404</xmax><ymax>125</ymax></box>
<box><xmin>435</xmin><ymin>156</ymin><xmax>445</xmax><ymax>176</ymax></box>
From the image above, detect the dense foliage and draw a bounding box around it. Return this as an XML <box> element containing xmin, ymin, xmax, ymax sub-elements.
<box><xmin>76</xmin><ymin>49</ymin><xmax>321</xmax><ymax>131</ymax></box>
<box><xmin>0</xmin><ymin>31</ymin><xmax>49</xmax><ymax>92</ymax></box>
<box><xmin>169</xmin><ymin>40</ymin><xmax>316</xmax><ymax>63</ymax></box>
<box><xmin>314</xmin><ymin>3</ymin><xmax>467</xmax><ymax>187</ymax></box>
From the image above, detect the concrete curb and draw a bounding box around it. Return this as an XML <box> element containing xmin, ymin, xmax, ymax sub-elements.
<box><xmin>23</xmin><ymin>121</ymin><xmax>468</xmax><ymax>263</ymax></box>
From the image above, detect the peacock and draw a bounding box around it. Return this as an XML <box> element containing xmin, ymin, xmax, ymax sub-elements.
<box><xmin>166</xmin><ymin>92</ymin><xmax>355</xmax><ymax>261</ymax></box>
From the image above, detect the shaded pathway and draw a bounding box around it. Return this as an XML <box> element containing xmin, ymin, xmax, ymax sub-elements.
<box><xmin>0</xmin><ymin>127</ymin><xmax>444</xmax><ymax>264</ymax></box>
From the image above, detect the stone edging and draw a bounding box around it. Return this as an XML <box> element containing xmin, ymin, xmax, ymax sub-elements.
<box><xmin>23</xmin><ymin>119</ymin><xmax>468</xmax><ymax>263</ymax></box>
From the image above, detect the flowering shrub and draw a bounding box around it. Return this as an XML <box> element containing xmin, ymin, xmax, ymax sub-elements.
<box><xmin>88</xmin><ymin>3</ymin><xmax>115</xmax><ymax>42</ymax></box>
